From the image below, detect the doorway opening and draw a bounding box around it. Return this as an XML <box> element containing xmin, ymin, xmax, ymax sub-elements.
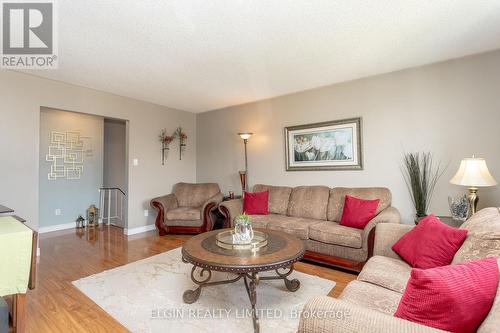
<box><xmin>102</xmin><ymin>118</ymin><xmax>128</xmax><ymax>228</ymax></box>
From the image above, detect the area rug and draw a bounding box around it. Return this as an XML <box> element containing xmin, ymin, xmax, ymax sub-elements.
<box><xmin>73</xmin><ymin>247</ymin><xmax>335</xmax><ymax>333</ymax></box>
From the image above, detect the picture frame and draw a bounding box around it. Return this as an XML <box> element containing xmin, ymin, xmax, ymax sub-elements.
<box><xmin>284</xmin><ymin>117</ymin><xmax>363</xmax><ymax>171</ymax></box>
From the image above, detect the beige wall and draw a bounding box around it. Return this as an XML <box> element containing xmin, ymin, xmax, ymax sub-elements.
<box><xmin>197</xmin><ymin>50</ymin><xmax>500</xmax><ymax>223</ymax></box>
<box><xmin>0</xmin><ymin>70</ymin><xmax>196</xmax><ymax>230</ymax></box>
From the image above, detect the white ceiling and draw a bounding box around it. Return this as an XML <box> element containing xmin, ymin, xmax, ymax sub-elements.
<box><xmin>22</xmin><ymin>0</ymin><xmax>500</xmax><ymax>113</ymax></box>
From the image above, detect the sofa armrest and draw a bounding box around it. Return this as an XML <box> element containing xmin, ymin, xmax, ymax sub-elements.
<box><xmin>298</xmin><ymin>296</ymin><xmax>446</xmax><ymax>333</ymax></box>
<box><xmin>218</xmin><ymin>199</ymin><xmax>243</xmax><ymax>228</ymax></box>
<box><xmin>362</xmin><ymin>207</ymin><xmax>401</xmax><ymax>253</ymax></box>
<box><xmin>373</xmin><ymin>223</ymin><xmax>414</xmax><ymax>259</ymax></box>
<box><xmin>150</xmin><ymin>193</ymin><xmax>178</xmax><ymax>215</ymax></box>
<box><xmin>202</xmin><ymin>192</ymin><xmax>224</xmax><ymax>214</ymax></box>
<box><xmin>201</xmin><ymin>192</ymin><xmax>224</xmax><ymax>231</ymax></box>
<box><xmin>150</xmin><ymin>194</ymin><xmax>178</xmax><ymax>235</ymax></box>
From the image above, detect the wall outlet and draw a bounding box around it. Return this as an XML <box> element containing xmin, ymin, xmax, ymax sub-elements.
<box><xmin>144</xmin><ymin>209</ymin><xmax>149</xmax><ymax>217</ymax></box>
<box><xmin>55</xmin><ymin>208</ymin><xmax>61</xmax><ymax>216</ymax></box>
<box><xmin>133</xmin><ymin>158</ymin><xmax>139</xmax><ymax>166</ymax></box>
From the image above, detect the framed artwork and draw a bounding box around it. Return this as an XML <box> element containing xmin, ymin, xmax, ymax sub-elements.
<box><xmin>284</xmin><ymin>117</ymin><xmax>363</xmax><ymax>171</ymax></box>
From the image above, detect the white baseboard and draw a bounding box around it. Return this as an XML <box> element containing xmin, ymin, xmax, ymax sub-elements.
<box><xmin>124</xmin><ymin>224</ymin><xmax>156</xmax><ymax>236</ymax></box>
<box><xmin>38</xmin><ymin>222</ymin><xmax>75</xmax><ymax>234</ymax></box>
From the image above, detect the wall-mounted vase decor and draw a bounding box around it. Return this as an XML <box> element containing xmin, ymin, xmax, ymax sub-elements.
<box><xmin>175</xmin><ymin>127</ymin><xmax>187</xmax><ymax>160</ymax></box>
<box><xmin>284</xmin><ymin>117</ymin><xmax>362</xmax><ymax>171</ymax></box>
<box><xmin>158</xmin><ymin>129</ymin><xmax>175</xmax><ymax>165</ymax></box>
<box><xmin>46</xmin><ymin>130</ymin><xmax>92</xmax><ymax>180</ymax></box>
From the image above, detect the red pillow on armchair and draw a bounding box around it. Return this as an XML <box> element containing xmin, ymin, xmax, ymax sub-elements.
<box><xmin>243</xmin><ymin>191</ymin><xmax>269</xmax><ymax>215</ymax></box>
<box><xmin>340</xmin><ymin>195</ymin><xmax>380</xmax><ymax>229</ymax></box>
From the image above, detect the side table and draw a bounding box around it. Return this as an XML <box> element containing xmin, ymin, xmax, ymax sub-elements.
<box><xmin>212</xmin><ymin>196</ymin><xmax>242</xmax><ymax>229</ymax></box>
<box><xmin>415</xmin><ymin>216</ymin><xmax>465</xmax><ymax>228</ymax></box>
<box><xmin>437</xmin><ymin>216</ymin><xmax>465</xmax><ymax>228</ymax></box>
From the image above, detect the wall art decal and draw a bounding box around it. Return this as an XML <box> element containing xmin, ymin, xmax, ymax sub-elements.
<box><xmin>46</xmin><ymin>131</ymin><xmax>92</xmax><ymax>180</ymax></box>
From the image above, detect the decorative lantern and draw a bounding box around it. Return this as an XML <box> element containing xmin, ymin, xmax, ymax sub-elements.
<box><xmin>75</xmin><ymin>215</ymin><xmax>86</xmax><ymax>228</ymax></box>
<box><xmin>87</xmin><ymin>204</ymin><xmax>99</xmax><ymax>228</ymax></box>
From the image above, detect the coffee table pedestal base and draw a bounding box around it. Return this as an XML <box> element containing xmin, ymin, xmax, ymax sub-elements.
<box><xmin>182</xmin><ymin>265</ymin><xmax>300</xmax><ymax>333</ymax></box>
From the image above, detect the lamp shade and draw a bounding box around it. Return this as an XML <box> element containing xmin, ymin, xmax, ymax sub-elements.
<box><xmin>238</xmin><ymin>132</ymin><xmax>253</xmax><ymax>140</ymax></box>
<box><xmin>450</xmin><ymin>157</ymin><xmax>497</xmax><ymax>187</ymax></box>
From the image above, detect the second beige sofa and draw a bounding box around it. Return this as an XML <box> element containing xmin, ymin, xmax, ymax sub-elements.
<box><xmin>298</xmin><ymin>207</ymin><xmax>500</xmax><ymax>333</ymax></box>
<box><xmin>219</xmin><ymin>184</ymin><xmax>400</xmax><ymax>271</ymax></box>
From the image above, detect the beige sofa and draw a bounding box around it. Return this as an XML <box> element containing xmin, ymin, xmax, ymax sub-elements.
<box><xmin>151</xmin><ymin>182</ymin><xmax>223</xmax><ymax>235</ymax></box>
<box><xmin>219</xmin><ymin>184</ymin><xmax>400</xmax><ymax>271</ymax></box>
<box><xmin>298</xmin><ymin>207</ymin><xmax>500</xmax><ymax>333</ymax></box>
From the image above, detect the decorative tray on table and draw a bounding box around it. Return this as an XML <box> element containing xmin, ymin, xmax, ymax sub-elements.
<box><xmin>215</xmin><ymin>230</ymin><xmax>268</xmax><ymax>251</ymax></box>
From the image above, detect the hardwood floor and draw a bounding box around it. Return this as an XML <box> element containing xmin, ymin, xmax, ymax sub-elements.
<box><xmin>18</xmin><ymin>225</ymin><xmax>356</xmax><ymax>332</ymax></box>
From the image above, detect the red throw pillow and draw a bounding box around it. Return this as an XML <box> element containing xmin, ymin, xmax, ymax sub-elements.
<box><xmin>395</xmin><ymin>257</ymin><xmax>499</xmax><ymax>333</ymax></box>
<box><xmin>243</xmin><ymin>191</ymin><xmax>269</xmax><ymax>215</ymax></box>
<box><xmin>392</xmin><ymin>215</ymin><xmax>468</xmax><ymax>269</ymax></box>
<box><xmin>340</xmin><ymin>195</ymin><xmax>380</xmax><ymax>229</ymax></box>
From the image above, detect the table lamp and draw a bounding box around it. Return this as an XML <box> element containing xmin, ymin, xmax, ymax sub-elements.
<box><xmin>238</xmin><ymin>132</ymin><xmax>253</xmax><ymax>193</ymax></box>
<box><xmin>450</xmin><ymin>156</ymin><xmax>497</xmax><ymax>216</ymax></box>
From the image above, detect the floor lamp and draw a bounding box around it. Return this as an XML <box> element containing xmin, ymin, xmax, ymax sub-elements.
<box><xmin>238</xmin><ymin>132</ymin><xmax>253</xmax><ymax>193</ymax></box>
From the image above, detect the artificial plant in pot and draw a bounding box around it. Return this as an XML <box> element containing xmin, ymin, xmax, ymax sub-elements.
<box><xmin>401</xmin><ymin>152</ymin><xmax>446</xmax><ymax>223</ymax></box>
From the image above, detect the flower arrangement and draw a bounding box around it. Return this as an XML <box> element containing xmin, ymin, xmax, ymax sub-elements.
<box><xmin>234</xmin><ymin>213</ymin><xmax>253</xmax><ymax>243</ymax></box>
<box><xmin>159</xmin><ymin>129</ymin><xmax>175</xmax><ymax>145</ymax></box>
<box><xmin>236</xmin><ymin>213</ymin><xmax>251</xmax><ymax>224</ymax></box>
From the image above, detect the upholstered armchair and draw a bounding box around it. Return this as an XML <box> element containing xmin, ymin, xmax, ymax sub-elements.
<box><xmin>150</xmin><ymin>183</ymin><xmax>223</xmax><ymax>235</ymax></box>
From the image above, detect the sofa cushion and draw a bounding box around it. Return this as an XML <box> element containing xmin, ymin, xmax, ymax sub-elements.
<box><xmin>339</xmin><ymin>280</ymin><xmax>402</xmax><ymax>315</ymax></box>
<box><xmin>340</xmin><ymin>195</ymin><xmax>380</xmax><ymax>229</ymax></box>
<box><xmin>328</xmin><ymin>187</ymin><xmax>391</xmax><ymax>222</ymax></box>
<box><xmin>248</xmin><ymin>214</ymin><xmax>274</xmax><ymax>229</ymax></box>
<box><xmin>287</xmin><ymin>186</ymin><xmax>330</xmax><ymax>220</ymax></box>
<box><xmin>243</xmin><ymin>191</ymin><xmax>269</xmax><ymax>215</ymax></box>
<box><xmin>306</xmin><ymin>240</ymin><xmax>368</xmax><ymax>262</ymax></box>
<box><xmin>309</xmin><ymin>222</ymin><xmax>363</xmax><ymax>248</ymax></box>
<box><xmin>395</xmin><ymin>257</ymin><xmax>498</xmax><ymax>333</ymax></box>
<box><xmin>174</xmin><ymin>183</ymin><xmax>220</xmax><ymax>207</ymax></box>
<box><xmin>253</xmin><ymin>184</ymin><xmax>292</xmax><ymax>215</ymax></box>
<box><xmin>358</xmin><ymin>255</ymin><xmax>411</xmax><ymax>293</ymax></box>
<box><xmin>166</xmin><ymin>207</ymin><xmax>201</xmax><ymax>221</ymax></box>
<box><xmin>164</xmin><ymin>219</ymin><xmax>202</xmax><ymax>227</ymax></box>
<box><xmin>266</xmin><ymin>216</ymin><xmax>323</xmax><ymax>240</ymax></box>
<box><xmin>392</xmin><ymin>215</ymin><xmax>467</xmax><ymax>269</ymax></box>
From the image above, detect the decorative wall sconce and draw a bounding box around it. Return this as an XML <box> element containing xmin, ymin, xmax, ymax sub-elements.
<box><xmin>238</xmin><ymin>132</ymin><xmax>253</xmax><ymax>193</ymax></box>
<box><xmin>158</xmin><ymin>127</ymin><xmax>188</xmax><ymax>164</ymax></box>
<box><xmin>175</xmin><ymin>127</ymin><xmax>188</xmax><ymax>160</ymax></box>
<box><xmin>159</xmin><ymin>129</ymin><xmax>175</xmax><ymax>165</ymax></box>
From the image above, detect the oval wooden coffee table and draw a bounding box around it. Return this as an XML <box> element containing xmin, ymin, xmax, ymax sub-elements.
<box><xmin>181</xmin><ymin>228</ymin><xmax>305</xmax><ymax>333</ymax></box>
